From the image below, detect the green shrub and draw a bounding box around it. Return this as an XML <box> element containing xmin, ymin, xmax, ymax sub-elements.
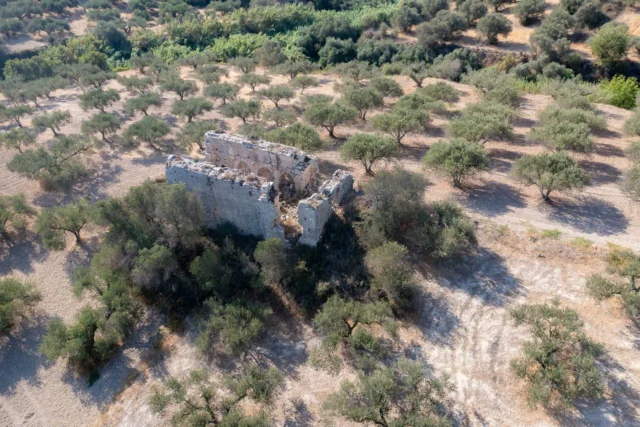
<box><xmin>0</xmin><ymin>278</ymin><xmax>41</xmax><ymax>334</ymax></box>
<box><xmin>538</xmin><ymin>105</ymin><xmax>607</xmax><ymax>131</ymax></box>
<box><xmin>510</xmin><ymin>301</ymin><xmax>604</xmax><ymax>409</ymax></box>
<box><xmin>624</xmin><ymin>112</ymin><xmax>640</xmax><ymax>136</ymax></box>
<box><xmin>599</xmin><ymin>75</ymin><xmax>639</xmax><ymax>110</ymax></box>
<box><xmin>420</xmin><ymin>82</ymin><xmax>459</xmax><ymax>102</ymax></box>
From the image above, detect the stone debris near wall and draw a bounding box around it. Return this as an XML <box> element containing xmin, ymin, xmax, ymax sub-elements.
<box><xmin>165</xmin><ymin>132</ymin><xmax>354</xmax><ymax>246</ymax></box>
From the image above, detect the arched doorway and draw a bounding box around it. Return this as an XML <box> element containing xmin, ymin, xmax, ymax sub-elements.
<box><xmin>278</xmin><ymin>173</ymin><xmax>296</xmax><ymax>200</ymax></box>
<box><xmin>257</xmin><ymin>167</ymin><xmax>274</xmax><ymax>182</ymax></box>
<box><xmin>236</xmin><ymin>161</ymin><xmax>251</xmax><ymax>174</ymax></box>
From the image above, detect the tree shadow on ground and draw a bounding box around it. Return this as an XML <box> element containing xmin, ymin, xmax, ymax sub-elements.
<box><xmin>554</xmin><ymin>354</ymin><xmax>640</xmax><ymax>426</ymax></box>
<box><xmin>396</xmin><ymin>145</ymin><xmax>429</xmax><ymax>162</ymax></box>
<box><xmin>130</xmin><ymin>152</ymin><xmax>167</xmax><ymax>166</ymax></box>
<box><xmin>284</xmin><ymin>397</ymin><xmax>315</xmax><ymax>427</ymax></box>
<box><xmin>411</xmin><ymin>287</ymin><xmax>460</xmax><ymax>347</ymax></box>
<box><xmin>579</xmin><ymin>160</ymin><xmax>621</xmax><ymax>186</ymax></box>
<box><xmin>0</xmin><ymin>233</ymin><xmax>47</xmax><ymax>275</ymax></box>
<box><xmin>546</xmin><ymin>196</ymin><xmax>628</xmax><ymax>236</ymax></box>
<box><xmin>592</xmin><ymin>127</ymin><xmax>623</xmax><ymax>140</ymax></box>
<box><xmin>489</xmin><ymin>148</ymin><xmax>522</xmax><ymax>174</ymax></box>
<box><xmin>423</xmin><ymin>247</ymin><xmax>525</xmax><ymax>307</ymax></box>
<box><xmin>0</xmin><ymin>315</ymin><xmax>54</xmax><ymax>395</ymax></box>
<box><xmin>253</xmin><ymin>321</ymin><xmax>308</xmax><ymax>381</ymax></box>
<box><xmin>594</xmin><ymin>142</ymin><xmax>626</xmax><ymax>158</ymax></box>
<box><xmin>458</xmin><ymin>180</ymin><xmax>527</xmax><ymax>217</ymax></box>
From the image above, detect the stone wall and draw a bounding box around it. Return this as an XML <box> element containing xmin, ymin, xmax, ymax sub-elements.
<box><xmin>204</xmin><ymin>132</ymin><xmax>319</xmax><ymax>198</ymax></box>
<box><xmin>166</xmin><ymin>133</ymin><xmax>355</xmax><ymax>246</ymax></box>
<box><xmin>166</xmin><ymin>156</ymin><xmax>286</xmax><ymax>241</ymax></box>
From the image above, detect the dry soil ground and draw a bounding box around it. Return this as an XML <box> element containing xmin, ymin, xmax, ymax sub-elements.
<box><xmin>1</xmin><ymin>67</ymin><xmax>640</xmax><ymax>426</ymax></box>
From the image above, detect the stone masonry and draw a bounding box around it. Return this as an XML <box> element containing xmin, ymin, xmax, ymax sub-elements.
<box><xmin>165</xmin><ymin>132</ymin><xmax>354</xmax><ymax>246</ymax></box>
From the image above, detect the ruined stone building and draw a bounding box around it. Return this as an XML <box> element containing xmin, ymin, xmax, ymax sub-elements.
<box><xmin>165</xmin><ymin>132</ymin><xmax>354</xmax><ymax>246</ymax></box>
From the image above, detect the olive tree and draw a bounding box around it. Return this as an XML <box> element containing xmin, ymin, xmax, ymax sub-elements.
<box><xmin>291</xmin><ymin>75</ymin><xmax>319</xmax><ymax>94</ymax></box>
<box><xmin>229</xmin><ymin>56</ymin><xmax>257</xmax><ymax>74</ymax></box>
<box><xmin>450</xmin><ymin>101</ymin><xmax>516</xmax><ymax>144</ymax></box>
<box><xmin>176</xmin><ymin>120</ymin><xmax>219</xmax><ymax>150</ymax></box>
<box><xmin>512</xmin><ymin>151</ymin><xmax>590</xmax><ymax>201</ymax></box>
<box><xmin>123</xmin><ymin>116</ymin><xmax>171</xmax><ymax>150</ymax></box>
<box><xmin>324</xmin><ymin>358</ymin><xmax>451</xmax><ymax>426</ymax></box>
<box><xmin>79</xmin><ymin>88</ymin><xmax>121</xmax><ymax>112</ymax></box>
<box><xmin>344</xmin><ymin>87</ymin><xmax>384</xmax><ymax>121</ymax></box>
<box><xmin>81</xmin><ymin>112</ymin><xmax>121</xmax><ymax>142</ymax></box>
<box><xmin>7</xmin><ymin>134</ymin><xmax>95</xmax><ymax>189</ymax></box>
<box><xmin>36</xmin><ymin>199</ymin><xmax>92</xmax><ymax>249</ymax></box>
<box><xmin>341</xmin><ymin>133</ymin><xmax>399</xmax><ymax>176</ymax></box>
<box><xmin>197</xmin><ymin>299</ymin><xmax>271</xmax><ymax>357</ymax></box>
<box><xmin>221</xmin><ymin>99</ymin><xmax>261</xmax><ymax>123</ymax></box>
<box><xmin>204</xmin><ymin>83</ymin><xmax>239</xmax><ymax>105</ymax></box>
<box><xmin>371</xmin><ymin>107</ymin><xmax>427</xmax><ymax>145</ymax></box>
<box><xmin>622</xmin><ymin>165</ymin><xmax>640</xmax><ymax>200</ymax></box>
<box><xmin>477</xmin><ymin>13</ymin><xmax>512</xmax><ymax>44</ymax></box>
<box><xmin>262</xmin><ymin>108</ymin><xmax>296</xmax><ymax>128</ymax></box>
<box><xmin>529</xmin><ymin>121</ymin><xmax>594</xmax><ymax>153</ymax></box>
<box><xmin>422</xmin><ymin>138</ymin><xmax>489</xmax><ymax>187</ymax></box>
<box><xmin>32</xmin><ymin>110</ymin><xmax>71</xmax><ymax>137</ymax></box>
<box><xmin>265</xmin><ymin>123</ymin><xmax>324</xmax><ymax>152</ymax></box>
<box><xmin>514</xmin><ymin>0</ymin><xmax>545</xmax><ymax>25</ymax></box>
<box><xmin>369</xmin><ymin>77</ymin><xmax>403</xmax><ymax>98</ymax></box>
<box><xmin>3</xmin><ymin>104</ymin><xmax>34</xmax><ymax>127</ymax></box>
<box><xmin>149</xmin><ymin>365</ymin><xmax>283</xmax><ymax>427</ymax></box>
<box><xmin>237</xmin><ymin>73</ymin><xmax>271</xmax><ymax>93</ymax></box>
<box><xmin>0</xmin><ymin>127</ymin><xmax>36</xmax><ymax>152</ymax></box>
<box><xmin>303</xmin><ymin>100</ymin><xmax>357</xmax><ymax>138</ymax></box>
<box><xmin>403</xmin><ymin>63</ymin><xmax>430</xmax><ymax>88</ymax></box>
<box><xmin>510</xmin><ymin>301</ymin><xmax>604</xmax><ymax>409</ymax></box>
<box><xmin>124</xmin><ymin>92</ymin><xmax>163</xmax><ymax>116</ymax></box>
<box><xmin>171</xmin><ymin>97</ymin><xmax>213</xmax><ymax>122</ymax></box>
<box><xmin>588</xmin><ymin>23</ymin><xmax>632</xmax><ymax>72</ymax></box>
<box><xmin>364</xmin><ymin>242</ymin><xmax>415</xmax><ymax>311</ymax></box>
<box><xmin>117</xmin><ymin>75</ymin><xmax>153</xmax><ymax>94</ymax></box>
<box><xmin>256</xmin><ymin>85</ymin><xmax>295</xmax><ymax>108</ymax></box>
<box><xmin>254</xmin><ymin>238</ymin><xmax>288</xmax><ymax>285</ymax></box>
<box><xmin>274</xmin><ymin>59</ymin><xmax>316</xmax><ymax>79</ymax></box>
<box><xmin>160</xmin><ymin>77</ymin><xmax>197</xmax><ymax>100</ymax></box>
<box><xmin>313</xmin><ymin>295</ymin><xmax>396</xmax><ymax>360</ymax></box>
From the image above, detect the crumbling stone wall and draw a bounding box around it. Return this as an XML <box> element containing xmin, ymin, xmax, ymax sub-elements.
<box><xmin>204</xmin><ymin>132</ymin><xmax>319</xmax><ymax>198</ymax></box>
<box><xmin>166</xmin><ymin>156</ymin><xmax>286</xmax><ymax>241</ymax></box>
<box><xmin>166</xmin><ymin>133</ymin><xmax>354</xmax><ymax>246</ymax></box>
